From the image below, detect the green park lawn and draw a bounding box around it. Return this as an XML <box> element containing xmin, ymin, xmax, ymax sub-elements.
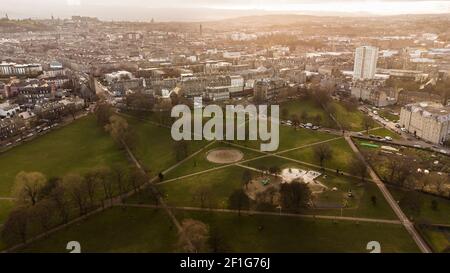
<box><xmin>331</xmin><ymin>102</ymin><xmax>365</xmax><ymax>131</ymax></box>
<box><xmin>367</xmin><ymin>127</ymin><xmax>402</xmax><ymax>140</ymax></box>
<box><xmin>277</xmin><ymin>126</ymin><xmax>337</xmax><ymax>151</ymax></box>
<box><xmin>419</xmin><ymin>226</ymin><xmax>450</xmax><ymax>253</ymax></box>
<box><xmin>164</xmin><ymin>142</ymin><xmax>263</xmax><ymax>180</ymax></box>
<box><xmin>128</xmin><ymin>165</ymin><xmax>255</xmax><ymax>209</ymax></box>
<box><xmin>174</xmin><ymin>209</ymin><xmax>418</xmax><ymax>253</ymax></box>
<box><xmin>126</xmin><ymin>116</ymin><xmax>209</xmax><ymax>175</ymax></box>
<box><xmin>20</xmin><ymin>207</ymin><xmax>178</xmax><ymax>253</ymax></box>
<box><xmin>20</xmin><ymin>206</ymin><xmax>418</xmax><ymax>253</ymax></box>
<box><xmin>388</xmin><ymin>186</ymin><xmax>450</xmax><ymax>225</ymax></box>
<box><xmin>279</xmin><ymin>137</ymin><xmax>355</xmax><ymax>172</ymax></box>
<box><xmin>0</xmin><ymin>115</ymin><xmax>129</xmax><ymax>197</ymax></box>
<box><xmin>280</xmin><ymin>99</ymin><xmax>337</xmax><ymax>128</ymax></box>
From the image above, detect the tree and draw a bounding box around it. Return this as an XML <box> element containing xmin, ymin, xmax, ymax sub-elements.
<box><xmin>125</xmin><ymin>92</ymin><xmax>154</xmax><ymax>112</ymax></box>
<box><xmin>431</xmin><ymin>200</ymin><xmax>439</xmax><ymax>211</ymax></box>
<box><xmin>242</xmin><ymin>170</ymin><xmax>252</xmax><ymax>190</ymax></box>
<box><xmin>313</xmin><ymin>143</ymin><xmax>333</xmax><ymax>169</ymax></box>
<box><xmin>313</xmin><ymin>114</ymin><xmax>322</xmax><ymax>125</ymax></box>
<box><xmin>399</xmin><ymin>191</ymin><xmax>422</xmax><ymax>219</ymax></box>
<box><xmin>228</xmin><ymin>189</ymin><xmax>250</xmax><ymax>216</ymax></box>
<box><xmin>349</xmin><ymin>156</ymin><xmax>368</xmax><ymax>182</ymax></box>
<box><xmin>1</xmin><ymin>207</ymin><xmax>29</xmax><ymax>245</ymax></box>
<box><xmin>12</xmin><ymin>171</ymin><xmax>47</xmax><ymax>206</ymax></box>
<box><xmin>62</xmin><ymin>173</ymin><xmax>88</xmax><ymax>216</ymax></box>
<box><xmin>269</xmin><ymin>166</ymin><xmax>280</xmax><ymax>175</ymax></box>
<box><xmin>105</xmin><ymin>115</ymin><xmax>129</xmax><ymax>145</ymax></box>
<box><xmin>174</xmin><ymin>140</ymin><xmax>189</xmax><ymax>162</ymax></box>
<box><xmin>48</xmin><ymin>182</ymin><xmax>70</xmax><ymax>224</ymax></box>
<box><xmin>130</xmin><ymin>167</ymin><xmax>147</xmax><ymax>193</ymax></box>
<box><xmin>30</xmin><ymin>198</ymin><xmax>54</xmax><ymax>232</ymax></box>
<box><xmin>65</xmin><ymin>103</ymin><xmax>78</xmax><ymax>121</ymax></box>
<box><xmin>208</xmin><ymin>226</ymin><xmax>229</xmax><ymax>253</ymax></box>
<box><xmin>371</xmin><ymin>195</ymin><xmax>377</xmax><ymax>206</ymax></box>
<box><xmin>300</xmin><ymin>111</ymin><xmax>308</xmax><ymax>122</ymax></box>
<box><xmin>281</xmin><ymin>108</ymin><xmax>289</xmax><ymax>120</ymax></box>
<box><xmin>92</xmin><ymin>166</ymin><xmax>113</xmax><ymax>204</ymax></box>
<box><xmin>279</xmin><ymin>180</ymin><xmax>311</xmax><ymax>212</ymax></box>
<box><xmin>193</xmin><ymin>187</ymin><xmax>212</xmax><ymax>208</ymax></box>
<box><xmin>112</xmin><ymin>164</ymin><xmax>127</xmax><ymax>195</ymax></box>
<box><xmin>177</xmin><ymin>219</ymin><xmax>210</xmax><ymax>253</ymax></box>
<box><xmin>83</xmin><ymin>169</ymin><xmax>101</xmax><ymax>208</ymax></box>
<box><xmin>362</xmin><ymin>115</ymin><xmax>374</xmax><ymax>135</ymax></box>
<box><xmin>291</xmin><ymin>114</ymin><xmax>300</xmax><ymax>126</ymax></box>
<box><xmin>94</xmin><ymin>103</ymin><xmax>112</xmax><ymax>126</ymax></box>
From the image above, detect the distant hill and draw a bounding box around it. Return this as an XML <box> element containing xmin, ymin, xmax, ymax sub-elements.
<box><xmin>0</xmin><ymin>18</ymin><xmax>53</xmax><ymax>32</ymax></box>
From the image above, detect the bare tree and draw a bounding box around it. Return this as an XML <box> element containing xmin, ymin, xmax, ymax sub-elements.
<box><xmin>105</xmin><ymin>115</ymin><xmax>130</xmax><ymax>145</ymax></box>
<box><xmin>63</xmin><ymin>173</ymin><xmax>88</xmax><ymax>216</ymax></box>
<box><xmin>242</xmin><ymin>170</ymin><xmax>252</xmax><ymax>190</ymax></box>
<box><xmin>228</xmin><ymin>189</ymin><xmax>250</xmax><ymax>216</ymax></box>
<box><xmin>30</xmin><ymin>198</ymin><xmax>54</xmax><ymax>232</ymax></box>
<box><xmin>313</xmin><ymin>143</ymin><xmax>333</xmax><ymax>169</ymax></box>
<box><xmin>193</xmin><ymin>187</ymin><xmax>211</xmax><ymax>209</ymax></box>
<box><xmin>1</xmin><ymin>207</ymin><xmax>29</xmax><ymax>245</ymax></box>
<box><xmin>362</xmin><ymin>115</ymin><xmax>374</xmax><ymax>135</ymax></box>
<box><xmin>177</xmin><ymin>219</ymin><xmax>210</xmax><ymax>253</ymax></box>
<box><xmin>112</xmin><ymin>164</ymin><xmax>127</xmax><ymax>195</ymax></box>
<box><xmin>48</xmin><ymin>183</ymin><xmax>70</xmax><ymax>224</ymax></box>
<box><xmin>350</xmin><ymin>156</ymin><xmax>368</xmax><ymax>182</ymax></box>
<box><xmin>279</xmin><ymin>180</ymin><xmax>311</xmax><ymax>212</ymax></box>
<box><xmin>83</xmin><ymin>169</ymin><xmax>100</xmax><ymax>209</ymax></box>
<box><xmin>129</xmin><ymin>167</ymin><xmax>147</xmax><ymax>193</ymax></box>
<box><xmin>12</xmin><ymin>171</ymin><xmax>48</xmax><ymax>206</ymax></box>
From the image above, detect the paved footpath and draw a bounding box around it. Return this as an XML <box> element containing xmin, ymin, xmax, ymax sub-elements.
<box><xmin>118</xmin><ymin>203</ymin><xmax>402</xmax><ymax>225</ymax></box>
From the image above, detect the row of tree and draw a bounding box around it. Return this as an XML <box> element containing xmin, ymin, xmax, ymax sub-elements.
<box><xmin>1</xmin><ymin>164</ymin><xmax>149</xmax><ymax>246</ymax></box>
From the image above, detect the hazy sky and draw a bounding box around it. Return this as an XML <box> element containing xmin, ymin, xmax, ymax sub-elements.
<box><xmin>2</xmin><ymin>0</ymin><xmax>450</xmax><ymax>21</ymax></box>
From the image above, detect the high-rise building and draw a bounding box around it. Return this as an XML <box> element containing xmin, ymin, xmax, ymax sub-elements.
<box><xmin>353</xmin><ymin>46</ymin><xmax>378</xmax><ymax>80</ymax></box>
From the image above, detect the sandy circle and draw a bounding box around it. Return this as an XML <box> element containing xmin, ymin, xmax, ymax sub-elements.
<box><xmin>206</xmin><ymin>148</ymin><xmax>244</xmax><ymax>164</ymax></box>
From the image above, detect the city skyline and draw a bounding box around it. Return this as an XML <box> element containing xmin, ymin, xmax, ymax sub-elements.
<box><xmin>2</xmin><ymin>0</ymin><xmax>450</xmax><ymax>21</ymax></box>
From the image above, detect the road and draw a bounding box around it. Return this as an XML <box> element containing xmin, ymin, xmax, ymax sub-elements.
<box><xmin>344</xmin><ymin>135</ymin><xmax>432</xmax><ymax>253</ymax></box>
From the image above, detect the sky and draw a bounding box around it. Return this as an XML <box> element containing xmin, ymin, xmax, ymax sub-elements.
<box><xmin>2</xmin><ymin>0</ymin><xmax>450</xmax><ymax>21</ymax></box>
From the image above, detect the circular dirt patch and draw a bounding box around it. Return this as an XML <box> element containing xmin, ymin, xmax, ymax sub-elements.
<box><xmin>206</xmin><ymin>148</ymin><xmax>244</xmax><ymax>164</ymax></box>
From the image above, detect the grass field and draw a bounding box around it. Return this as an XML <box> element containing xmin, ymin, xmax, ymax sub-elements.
<box><xmin>126</xmin><ymin>116</ymin><xmax>209</xmax><ymax>175</ymax></box>
<box><xmin>420</xmin><ymin>226</ymin><xmax>450</xmax><ymax>253</ymax></box>
<box><xmin>164</xmin><ymin>142</ymin><xmax>263</xmax><ymax>180</ymax></box>
<box><xmin>331</xmin><ymin>102</ymin><xmax>365</xmax><ymax>131</ymax></box>
<box><xmin>174</xmin><ymin>209</ymin><xmax>418</xmax><ymax>253</ymax></box>
<box><xmin>128</xmin><ymin>166</ymin><xmax>255</xmax><ymax>209</ymax></box>
<box><xmin>0</xmin><ymin>116</ymin><xmax>129</xmax><ymax>197</ymax></box>
<box><xmin>367</xmin><ymin>127</ymin><xmax>402</xmax><ymax>140</ymax></box>
<box><xmin>20</xmin><ymin>207</ymin><xmax>178</xmax><ymax>253</ymax></box>
<box><xmin>280</xmin><ymin>99</ymin><xmax>336</xmax><ymax>128</ymax></box>
<box><xmin>279</xmin><ymin>137</ymin><xmax>355</xmax><ymax>172</ymax></box>
<box><xmin>20</xmin><ymin>206</ymin><xmax>419</xmax><ymax>253</ymax></box>
<box><xmin>388</xmin><ymin>186</ymin><xmax>450</xmax><ymax>225</ymax></box>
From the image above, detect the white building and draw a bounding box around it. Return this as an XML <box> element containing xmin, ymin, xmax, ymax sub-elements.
<box><xmin>399</xmin><ymin>102</ymin><xmax>450</xmax><ymax>144</ymax></box>
<box><xmin>104</xmin><ymin>71</ymin><xmax>133</xmax><ymax>84</ymax></box>
<box><xmin>353</xmin><ymin>46</ymin><xmax>378</xmax><ymax>80</ymax></box>
<box><xmin>229</xmin><ymin>75</ymin><xmax>244</xmax><ymax>93</ymax></box>
<box><xmin>0</xmin><ymin>62</ymin><xmax>43</xmax><ymax>77</ymax></box>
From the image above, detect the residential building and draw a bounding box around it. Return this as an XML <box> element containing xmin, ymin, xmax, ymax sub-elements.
<box><xmin>353</xmin><ymin>46</ymin><xmax>378</xmax><ymax>80</ymax></box>
<box><xmin>399</xmin><ymin>102</ymin><xmax>450</xmax><ymax>144</ymax></box>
